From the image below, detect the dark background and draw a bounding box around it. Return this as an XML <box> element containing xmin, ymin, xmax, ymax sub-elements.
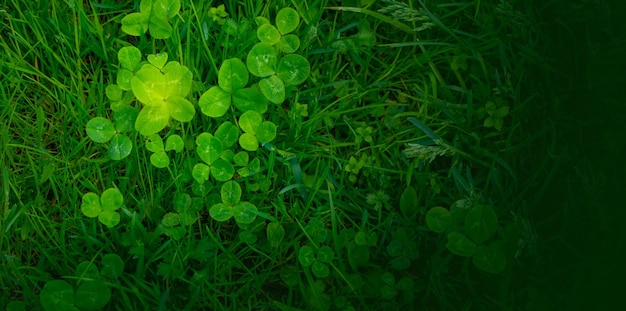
<box><xmin>529</xmin><ymin>0</ymin><xmax>626</xmax><ymax>308</ymax></box>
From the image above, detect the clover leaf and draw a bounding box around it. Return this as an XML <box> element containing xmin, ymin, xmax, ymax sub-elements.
<box><xmin>238</xmin><ymin>111</ymin><xmax>277</xmax><ymax>151</ymax></box>
<box><xmin>131</xmin><ymin>55</ymin><xmax>194</xmax><ymax>136</ymax></box>
<box><xmin>81</xmin><ymin>188</ymin><xmax>124</xmax><ymax>228</ymax></box>
<box><xmin>259</xmin><ymin>75</ymin><xmax>285</xmax><ymax>104</ymax></box>
<box><xmin>277</xmin><ymin>54</ymin><xmax>310</xmax><ymax>86</ymax></box>
<box><xmin>484</xmin><ymin>101</ymin><xmax>509</xmax><ymax>131</ymax></box>
<box><xmin>121</xmin><ymin>0</ymin><xmax>180</xmax><ymax>39</ymax></box>
<box><xmin>209</xmin><ymin>181</ymin><xmax>257</xmax><ymax>224</ymax></box>
<box><xmin>276</xmin><ymin>7</ymin><xmax>300</xmax><ymax>35</ymax></box>
<box><xmin>194</xmin><ymin>133</ymin><xmax>234</xmax><ymax>182</ymax></box>
<box><xmin>40</xmin><ymin>280</ymin><xmax>77</xmax><ymax>311</ymax></box>
<box><xmin>465</xmin><ymin>204</ymin><xmax>498</xmax><ymax>244</ymax></box>
<box><xmin>247</xmin><ymin>43</ymin><xmax>278</xmax><ymax>77</ymax></box>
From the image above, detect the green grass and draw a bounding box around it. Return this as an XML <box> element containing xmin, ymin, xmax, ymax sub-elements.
<box><xmin>3</xmin><ymin>0</ymin><xmax>620</xmax><ymax>310</ymax></box>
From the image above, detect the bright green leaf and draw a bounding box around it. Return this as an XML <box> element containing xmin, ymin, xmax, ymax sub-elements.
<box><xmin>210</xmin><ymin>159</ymin><xmax>235</xmax><ymax>181</ymax></box>
<box><xmin>218</xmin><ymin>58</ymin><xmax>249</xmax><ymax>93</ymax></box>
<box><xmin>233</xmin><ymin>151</ymin><xmax>249</xmax><ymax>166</ymax></box>
<box><xmin>145</xmin><ymin>134</ymin><xmax>164</xmax><ymax>152</ymax></box>
<box><xmin>276</xmin><ymin>7</ymin><xmax>300</xmax><ymax>35</ymax></box>
<box><xmin>232</xmin><ymin>88</ymin><xmax>268</xmax><ymax>114</ymax></box>
<box><xmin>86</xmin><ymin>117</ymin><xmax>115</xmax><ymax>143</ymax></box>
<box><xmin>233</xmin><ymin>202</ymin><xmax>257</xmax><ymax>224</ymax></box>
<box><xmin>221</xmin><ymin>180</ymin><xmax>241</xmax><ymax>206</ymax></box>
<box><xmin>165</xmin><ymin>134</ymin><xmax>184</xmax><ymax>152</ymax></box>
<box><xmin>239</xmin><ymin>133</ymin><xmax>258</xmax><ymax>151</ymax></box>
<box><xmin>196</xmin><ymin>133</ymin><xmax>223</xmax><ymax>165</ymax></box>
<box><xmin>246</xmin><ymin>42</ymin><xmax>277</xmax><ymax>77</ymax></box>
<box><xmin>209</xmin><ymin>203</ymin><xmax>233</xmax><ymax>221</ymax></box>
<box><xmin>167</xmin><ymin>96</ymin><xmax>195</xmax><ymax>122</ymax></box>
<box><xmin>277</xmin><ymin>34</ymin><xmax>300</xmax><ymax>53</ymax></box>
<box><xmin>277</xmin><ymin>54</ymin><xmax>310</xmax><ymax>85</ymax></box>
<box><xmin>239</xmin><ymin>110</ymin><xmax>262</xmax><ymax>134</ymax></box>
<box><xmin>256</xmin><ymin>121</ymin><xmax>277</xmax><ymax>143</ymax></box>
<box><xmin>99</xmin><ymin>210</ymin><xmax>121</xmax><ymax>228</ymax></box>
<box><xmin>147</xmin><ymin>52</ymin><xmax>168</xmax><ymax>69</ymax></box>
<box><xmin>81</xmin><ymin>192</ymin><xmax>101</xmax><ymax>218</ymax></box>
<box><xmin>118</xmin><ymin>46</ymin><xmax>142</xmax><ymax>70</ymax></box>
<box><xmin>121</xmin><ymin>12</ymin><xmax>149</xmax><ymax>36</ymax></box>
<box><xmin>259</xmin><ymin>75</ymin><xmax>285</xmax><ymax>104</ymax></box>
<box><xmin>109</xmin><ymin>134</ymin><xmax>132</xmax><ymax>160</ymax></box>
<box><xmin>257</xmin><ymin>24</ymin><xmax>281</xmax><ymax>45</ymax></box>
<box><xmin>106</xmin><ymin>84</ymin><xmax>123</xmax><ymax>101</ymax></box>
<box><xmin>199</xmin><ymin>86</ymin><xmax>231</xmax><ymax>118</ymax></box>
<box><xmin>192</xmin><ymin>163</ymin><xmax>210</xmax><ymax>184</ymax></box>
<box><xmin>150</xmin><ymin>151</ymin><xmax>170</xmax><ymax>168</ymax></box>
<box><xmin>214</xmin><ymin>122</ymin><xmax>240</xmax><ymax>148</ymax></box>
<box><xmin>101</xmin><ymin>188</ymin><xmax>123</xmax><ymax>211</ymax></box>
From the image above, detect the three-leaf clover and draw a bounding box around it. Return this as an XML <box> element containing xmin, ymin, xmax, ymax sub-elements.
<box><xmin>81</xmin><ymin>187</ymin><xmax>124</xmax><ymax>228</ymax></box>
<box><xmin>483</xmin><ymin>100</ymin><xmax>509</xmax><ymax>131</ymax></box>
<box><xmin>198</xmin><ymin>58</ymin><xmax>268</xmax><ymax>116</ymax></box>
<box><xmin>131</xmin><ymin>53</ymin><xmax>195</xmax><ymax>136</ymax></box>
<box><xmin>209</xmin><ymin>180</ymin><xmax>258</xmax><ymax>224</ymax></box>
<box><xmin>298</xmin><ymin>245</ymin><xmax>335</xmax><ymax>278</ymax></box>
<box><xmin>121</xmin><ymin>0</ymin><xmax>181</xmax><ymax>39</ymax></box>
<box><xmin>238</xmin><ymin>110</ymin><xmax>277</xmax><ymax>151</ymax></box>
<box><xmin>193</xmin><ymin>133</ymin><xmax>235</xmax><ymax>183</ymax></box>
<box><xmin>145</xmin><ymin>133</ymin><xmax>184</xmax><ymax>168</ymax></box>
<box><xmin>85</xmin><ymin>117</ymin><xmax>134</xmax><ymax>161</ymax></box>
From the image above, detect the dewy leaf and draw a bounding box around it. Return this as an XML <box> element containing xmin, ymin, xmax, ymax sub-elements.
<box><xmin>298</xmin><ymin>245</ymin><xmax>315</xmax><ymax>267</ymax></box>
<box><xmin>233</xmin><ymin>202</ymin><xmax>257</xmax><ymax>224</ymax></box>
<box><xmin>277</xmin><ymin>54</ymin><xmax>310</xmax><ymax>85</ymax></box>
<box><xmin>81</xmin><ymin>192</ymin><xmax>101</xmax><ymax>218</ymax></box>
<box><xmin>239</xmin><ymin>133</ymin><xmax>258</xmax><ymax>151</ymax></box>
<box><xmin>221</xmin><ymin>180</ymin><xmax>242</xmax><ymax>206</ymax></box>
<box><xmin>199</xmin><ymin>86</ymin><xmax>231</xmax><ymax>118</ymax></box>
<box><xmin>246</xmin><ymin>42</ymin><xmax>278</xmax><ymax>77</ymax></box>
<box><xmin>259</xmin><ymin>75</ymin><xmax>285</xmax><ymax>104</ymax></box>
<box><xmin>86</xmin><ymin>117</ymin><xmax>115</xmax><ymax>143</ymax></box>
<box><xmin>256</xmin><ymin>121</ymin><xmax>277</xmax><ymax>143</ymax></box>
<box><xmin>465</xmin><ymin>204</ymin><xmax>498</xmax><ymax>244</ymax></box>
<box><xmin>74</xmin><ymin>280</ymin><xmax>111</xmax><ymax>310</ymax></box>
<box><xmin>109</xmin><ymin>134</ymin><xmax>132</xmax><ymax>160</ymax></box>
<box><xmin>118</xmin><ymin>46</ymin><xmax>142</xmax><ymax>70</ymax></box>
<box><xmin>257</xmin><ymin>24</ymin><xmax>281</xmax><ymax>45</ymax></box>
<box><xmin>233</xmin><ymin>88</ymin><xmax>268</xmax><ymax>114</ymax></box>
<box><xmin>446</xmin><ymin>232</ymin><xmax>477</xmax><ymax>257</ymax></box>
<box><xmin>218</xmin><ymin>58</ymin><xmax>249</xmax><ymax>93</ymax></box>
<box><xmin>276</xmin><ymin>7</ymin><xmax>300</xmax><ymax>35</ymax></box>
<box><xmin>135</xmin><ymin>104</ymin><xmax>169</xmax><ymax>136</ymax></box>
<box><xmin>40</xmin><ymin>280</ymin><xmax>76</xmax><ymax>311</ymax></box>
<box><xmin>101</xmin><ymin>188</ymin><xmax>123</xmax><ymax>211</ymax></box>
<box><xmin>238</xmin><ymin>110</ymin><xmax>262</xmax><ymax>134</ymax></box>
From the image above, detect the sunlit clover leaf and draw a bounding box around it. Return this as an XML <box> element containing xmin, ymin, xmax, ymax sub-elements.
<box><xmin>218</xmin><ymin>58</ymin><xmax>248</xmax><ymax>93</ymax></box>
<box><xmin>239</xmin><ymin>110</ymin><xmax>262</xmax><ymax>134</ymax></box>
<box><xmin>276</xmin><ymin>7</ymin><xmax>300</xmax><ymax>35</ymax></box>
<box><xmin>165</xmin><ymin>134</ymin><xmax>184</xmax><ymax>152</ymax></box>
<box><xmin>259</xmin><ymin>75</ymin><xmax>285</xmax><ymax>104</ymax></box>
<box><xmin>81</xmin><ymin>193</ymin><xmax>101</xmax><ymax>218</ymax></box>
<box><xmin>192</xmin><ymin>163</ymin><xmax>210</xmax><ymax>184</ymax></box>
<box><xmin>221</xmin><ymin>180</ymin><xmax>241</xmax><ymax>206</ymax></box>
<box><xmin>257</xmin><ymin>24</ymin><xmax>281</xmax><ymax>45</ymax></box>
<box><xmin>277</xmin><ymin>54</ymin><xmax>310</xmax><ymax>86</ymax></box>
<box><xmin>247</xmin><ymin>42</ymin><xmax>278</xmax><ymax>77</ymax></box>
<box><xmin>81</xmin><ymin>188</ymin><xmax>123</xmax><ymax>228</ymax></box>
<box><xmin>147</xmin><ymin>52</ymin><xmax>168</xmax><ymax>69</ymax></box>
<box><xmin>40</xmin><ymin>280</ymin><xmax>78</xmax><ymax>311</ymax></box>
<box><xmin>199</xmin><ymin>86</ymin><xmax>231</xmax><ymax>118</ymax></box>
<box><xmin>256</xmin><ymin>121</ymin><xmax>277</xmax><ymax>143</ymax></box>
<box><xmin>131</xmin><ymin>62</ymin><xmax>195</xmax><ymax>135</ymax></box>
<box><xmin>116</xmin><ymin>46</ymin><xmax>142</xmax><ymax>90</ymax></box>
<box><xmin>232</xmin><ymin>88</ymin><xmax>268</xmax><ymax>114</ymax></box>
